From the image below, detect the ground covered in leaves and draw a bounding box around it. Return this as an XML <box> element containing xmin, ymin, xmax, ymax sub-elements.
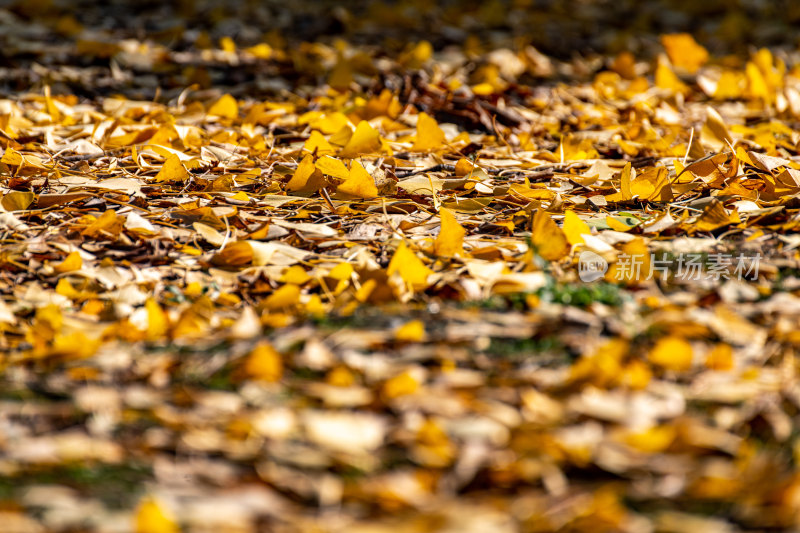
<box><xmin>3</xmin><ymin>2</ymin><xmax>800</xmax><ymax>532</ymax></box>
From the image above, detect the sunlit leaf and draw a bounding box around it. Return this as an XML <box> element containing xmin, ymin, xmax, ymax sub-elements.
<box><xmin>661</xmin><ymin>33</ymin><xmax>709</xmax><ymax>73</ymax></box>
<box><xmin>336</xmin><ymin>160</ymin><xmax>378</xmax><ymax>198</ymax></box>
<box><xmin>207</xmin><ymin>93</ymin><xmax>239</xmax><ymax>118</ymax></box>
<box><xmin>243</xmin><ymin>342</ymin><xmax>283</xmax><ymax>382</ymax></box>
<box><xmin>649</xmin><ymin>336</ymin><xmax>693</xmax><ymax>371</ymax></box>
<box><xmin>434</xmin><ymin>208</ymin><xmax>466</xmax><ymax>257</ymax></box>
<box><xmin>530</xmin><ymin>210</ymin><xmax>569</xmax><ymax>261</ymax></box>
<box><xmin>153</xmin><ymin>153</ymin><xmax>190</xmax><ymax>183</ymax></box>
<box><xmin>339</xmin><ymin>120</ymin><xmax>382</xmax><ymax>158</ymax></box>
<box><xmin>412</xmin><ymin>112</ymin><xmax>446</xmax><ymax>151</ymax></box>
<box><xmin>387</xmin><ymin>241</ymin><xmax>433</xmax><ymax>291</ymax></box>
<box><xmin>135</xmin><ymin>497</ymin><xmax>178</xmax><ymax>533</ymax></box>
<box><xmin>563</xmin><ymin>210</ymin><xmax>591</xmax><ymax>245</ymax></box>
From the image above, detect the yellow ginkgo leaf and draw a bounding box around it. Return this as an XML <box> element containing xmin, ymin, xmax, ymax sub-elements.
<box><xmin>625</xmin><ymin>425</ymin><xmax>676</xmax><ymax>453</ymax></box>
<box><xmin>606</xmin><ymin>163</ymin><xmax>636</xmax><ymax>202</ymax></box>
<box><xmin>287</xmin><ymin>154</ymin><xmax>325</xmax><ymax>193</ymax></box>
<box><xmin>207</xmin><ymin>93</ymin><xmax>238</xmax><ymax>118</ymax></box>
<box><xmin>54</xmin><ymin>251</ymin><xmax>82</xmax><ymax>273</ymax></box>
<box><xmin>219</xmin><ymin>36</ymin><xmax>236</xmax><ymax>53</ymax></box>
<box><xmin>563</xmin><ymin>210</ymin><xmax>591</xmax><ymax>246</ymax></box>
<box><xmin>746</xmin><ymin>61</ymin><xmax>771</xmax><ymax>102</ymax></box>
<box><xmin>1</xmin><ymin>191</ymin><xmax>35</xmax><ymax>211</ymax></box>
<box><xmin>44</xmin><ymin>85</ymin><xmax>61</xmax><ymax>122</ymax></box>
<box><xmin>315</xmin><ymin>155</ymin><xmax>350</xmax><ymax>180</ymax></box>
<box><xmin>337</xmin><ymin>160</ymin><xmax>378</xmax><ymax>198</ymax></box>
<box><xmin>402</xmin><ymin>40</ymin><xmax>433</xmax><ymax>68</ymax></box>
<box><xmin>606</xmin><ymin>216</ymin><xmax>635</xmax><ymax>232</ymax></box>
<box><xmin>153</xmin><ymin>154</ymin><xmax>190</xmax><ymax>183</ymax></box>
<box><xmin>1</xmin><ymin>148</ymin><xmax>46</xmax><ymax>169</ymax></box>
<box><xmin>713</xmin><ymin>69</ymin><xmax>745</xmax><ymax>100</ymax></box>
<box><xmin>630</xmin><ymin>166</ymin><xmax>673</xmax><ymax>202</ymax></box>
<box><xmin>706</xmin><ymin>343</ymin><xmax>734</xmax><ymax>371</ymax></box>
<box><xmin>387</xmin><ymin>241</ymin><xmax>433</xmax><ymax>291</ymax></box>
<box><xmin>145</xmin><ymin>299</ymin><xmax>169</xmax><ymax>341</ymax></box>
<box><xmin>508</xmin><ymin>183</ymin><xmax>556</xmax><ymax>202</ymax></box>
<box><xmin>303</xmin><ymin>130</ymin><xmax>336</xmax><ymax>155</ymax></box>
<box><xmin>620</xmin><ymin>162</ymin><xmax>634</xmax><ymax>200</ymax></box>
<box><xmin>394</xmin><ymin>319</ymin><xmax>426</xmax><ymax>342</ymax></box>
<box><xmin>649</xmin><ymin>336</ymin><xmax>693</xmax><ymax>372</ymax></box>
<box><xmin>327</xmin><ymin>262</ymin><xmax>354</xmax><ymax>282</ymax></box>
<box><xmin>243</xmin><ymin>342</ymin><xmax>283</xmax><ymax>382</ymax></box>
<box><xmin>530</xmin><ymin>210</ymin><xmax>569</xmax><ymax>261</ymax></box>
<box><xmin>383</xmin><ymin>370</ymin><xmax>420</xmax><ymax>399</ymax></box>
<box><xmin>661</xmin><ymin>33</ymin><xmax>708</xmax><ymax>73</ymax></box>
<box><xmin>702</xmin><ymin>106</ymin><xmax>733</xmax><ymax>152</ymax></box>
<box><xmin>413</xmin><ymin>112</ymin><xmax>446</xmax><ymax>151</ymax></box>
<box><xmin>329</xmin><ymin>123</ymin><xmax>354</xmax><ymax>146</ymax></box>
<box><xmin>327</xmin><ymin>366</ymin><xmax>355</xmax><ymax>387</ymax></box>
<box><xmin>281</xmin><ymin>265</ymin><xmax>312</xmax><ymax>285</ymax></box>
<box><xmin>434</xmin><ymin>208</ymin><xmax>465</xmax><ymax>257</ymax></box>
<box><xmin>694</xmin><ymin>199</ymin><xmax>740</xmax><ymax>232</ymax></box>
<box><xmin>655</xmin><ymin>55</ymin><xmax>688</xmax><ymax>93</ymax></box>
<box><xmin>339</xmin><ymin>120</ymin><xmax>382</xmax><ymax>158</ymax></box>
<box><xmin>308</xmin><ymin>112</ymin><xmax>350</xmax><ymax>134</ymax></box>
<box><xmin>454</xmin><ymin>158</ymin><xmax>475</xmax><ymax>177</ymax></box>
<box><xmin>246</xmin><ymin>42</ymin><xmax>272</xmax><ymax>59</ymax></box>
<box><xmin>263</xmin><ymin>283</ymin><xmax>301</xmax><ymax>310</ymax></box>
<box><xmin>134</xmin><ymin>496</ymin><xmax>178</xmax><ymax>533</ymax></box>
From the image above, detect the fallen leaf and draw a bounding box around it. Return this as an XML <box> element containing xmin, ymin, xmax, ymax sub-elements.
<box><xmin>153</xmin><ymin>154</ymin><xmax>190</xmax><ymax>183</ymax></box>
<box><xmin>434</xmin><ymin>208</ymin><xmax>466</xmax><ymax>257</ymax></box>
<box><xmin>336</xmin><ymin>160</ymin><xmax>378</xmax><ymax>198</ymax></box>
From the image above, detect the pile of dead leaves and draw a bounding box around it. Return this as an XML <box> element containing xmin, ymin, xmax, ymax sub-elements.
<box><xmin>1</xmin><ymin>11</ymin><xmax>800</xmax><ymax>533</ymax></box>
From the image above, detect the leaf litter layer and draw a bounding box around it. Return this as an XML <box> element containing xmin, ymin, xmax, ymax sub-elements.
<box><xmin>2</xmin><ymin>3</ymin><xmax>800</xmax><ymax>532</ymax></box>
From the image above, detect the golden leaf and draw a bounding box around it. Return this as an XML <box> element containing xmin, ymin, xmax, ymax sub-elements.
<box><xmin>694</xmin><ymin>199</ymin><xmax>740</xmax><ymax>232</ymax></box>
<box><xmin>412</xmin><ymin>112</ymin><xmax>446</xmax><ymax>151</ymax></box>
<box><xmin>383</xmin><ymin>370</ymin><xmax>420</xmax><ymax>399</ymax></box>
<box><xmin>387</xmin><ymin>241</ymin><xmax>433</xmax><ymax>291</ymax></box>
<box><xmin>207</xmin><ymin>93</ymin><xmax>239</xmax><ymax>118</ymax></box>
<box><xmin>54</xmin><ymin>251</ymin><xmax>82</xmax><ymax>273</ymax></box>
<box><xmin>661</xmin><ymin>33</ymin><xmax>709</xmax><ymax>73</ymax></box>
<box><xmin>563</xmin><ymin>210</ymin><xmax>591</xmax><ymax>245</ymax></box>
<box><xmin>315</xmin><ymin>155</ymin><xmax>350</xmax><ymax>180</ymax></box>
<box><xmin>263</xmin><ymin>284</ymin><xmax>301</xmax><ymax>310</ymax></box>
<box><xmin>337</xmin><ymin>160</ymin><xmax>378</xmax><ymax>198</ymax></box>
<box><xmin>145</xmin><ymin>299</ymin><xmax>169</xmax><ymax>341</ymax></box>
<box><xmin>287</xmin><ymin>154</ymin><xmax>325</xmax><ymax>193</ymax></box>
<box><xmin>1</xmin><ymin>191</ymin><xmax>35</xmax><ymax>211</ymax></box>
<box><xmin>134</xmin><ymin>497</ymin><xmax>178</xmax><ymax>533</ymax></box>
<box><xmin>649</xmin><ymin>336</ymin><xmax>693</xmax><ymax>371</ymax></box>
<box><xmin>339</xmin><ymin>120</ymin><xmax>382</xmax><ymax>158</ymax></box>
<box><xmin>153</xmin><ymin>154</ymin><xmax>190</xmax><ymax>183</ymax></box>
<box><xmin>243</xmin><ymin>342</ymin><xmax>283</xmax><ymax>382</ymax></box>
<box><xmin>303</xmin><ymin>130</ymin><xmax>336</xmax><ymax>155</ymax></box>
<box><xmin>530</xmin><ymin>210</ymin><xmax>569</xmax><ymax>261</ymax></box>
<box><xmin>434</xmin><ymin>208</ymin><xmax>466</xmax><ymax>257</ymax></box>
<box><xmin>394</xmin><ymin>320</ymin><xmax>426</xmax><ymax>342</ymax></box>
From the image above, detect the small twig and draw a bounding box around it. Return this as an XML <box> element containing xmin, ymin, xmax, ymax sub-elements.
<box><xmin>395</xmin><ymin>164</ymin><xmax>455</xmax><ymax>179</ymax></box>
